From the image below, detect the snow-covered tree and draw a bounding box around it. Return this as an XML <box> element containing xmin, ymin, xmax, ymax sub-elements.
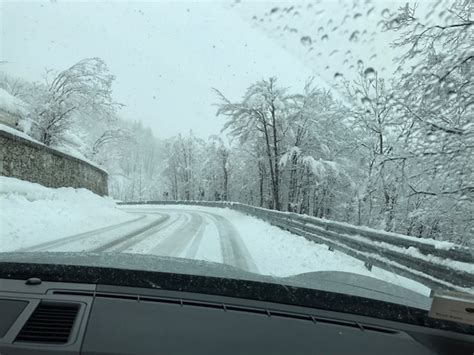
<box><xmin>31</xmin><ymin>58</ymin><xmax>120</xmax><ymax>146</ymax></box>
<box><xmin>215</xmin><ymin>77</ymin><xmax>292</xmax><ymax>210</ymax></box>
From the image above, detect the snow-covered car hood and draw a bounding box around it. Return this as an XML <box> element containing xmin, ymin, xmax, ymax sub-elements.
<box><xmin>0</xmin><ymin>252</ymin><xmax>430</xmax><ymax>309</ymax></box>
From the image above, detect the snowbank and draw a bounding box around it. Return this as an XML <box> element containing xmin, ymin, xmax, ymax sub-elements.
<box><xmin>0</xmin><ymin>177</ymin><xmax>132</xmax><ymax>251</ymax></box>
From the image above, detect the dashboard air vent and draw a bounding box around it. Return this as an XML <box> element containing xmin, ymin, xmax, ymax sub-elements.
<box><xmin>15</xmin><ymin>302</ymin><xmax>79</xmax><ymax>344</ymax></box>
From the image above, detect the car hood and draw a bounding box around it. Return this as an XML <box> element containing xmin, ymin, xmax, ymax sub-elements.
<box><xmin>0</xmin><ymin>252</ymin><xmax>431</xmax><ymax>309</ymax></box>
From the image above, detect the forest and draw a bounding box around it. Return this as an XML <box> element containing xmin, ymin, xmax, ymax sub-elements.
<box><xmin>0</xmin><ymin>2</ymin><xmax>472</xmax><ymax>245</ymax></box>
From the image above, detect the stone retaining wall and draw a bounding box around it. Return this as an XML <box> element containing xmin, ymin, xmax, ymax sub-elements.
<box><xmin>0</xmin><ymin>129</ymin><xmax>108</xmax><ymax>195</ymax></box>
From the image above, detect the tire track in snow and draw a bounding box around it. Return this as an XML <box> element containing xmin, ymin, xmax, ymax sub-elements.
<box><xmin>112</xmin><ymin>213</ymin><xmax>184</xmax><ymax>253</ymax></box>
<box><xmin>183</xmin><ymin>216</ymin><xmax>208</xmax><ymax>259</ymax></box>
<box><xmin>91</xmin><ymin>214</ymin><xmax>170</xmax><ymax>252</ymax></box>
<box><xmin>206</xmin><ymin>212</ymin><xmax>259</xmax><ymax>274</ymax></box>
<box><xmin>126</xmin><ymin>207</ymin><xmax>258</xmax><ymax>273</ymax></box>
<box><xmin>20</xmin><ymin>215</ymin><xmax>146</xmax><ymax>252</ymax></box>
<box><xmin>149</xmin><ymin>212</ymin><xmax>205</xmax><ymax>256</ymax></box>
<box><xmin>120</xmin><ymin>213</ymin><xmax>190</xmax><ymax>254</ymax></box>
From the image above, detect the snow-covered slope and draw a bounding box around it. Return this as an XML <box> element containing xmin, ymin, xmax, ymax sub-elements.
<box><xmin>0</xmin><ymin>177</ymin><xmax>132</xmax><ymax>251</ymax></box>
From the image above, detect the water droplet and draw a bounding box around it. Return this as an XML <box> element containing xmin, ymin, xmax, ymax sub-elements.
<box><xmin>300</xmin><ymin>36</ymin><xmax>312</xmax><ymax>46</ymax></box>
<box><xmin>334</xmin><ymin>72</ymin><xmax>344</xmax><ymax>80</ymax></box>
<box><xmin>389</xmin><ymin>18</ymin><xmax>400</xmax><ymax>28</ymax></box>
<box><xmin>290</xmin><ymin>28</ymin><xmax>298</xmax><ymax>33</ymax></box>
<box><xmin>353</xmin><ymin>13</ymin><xmax>362</xmax><ymax>19</ymax></box>
<box><xmin>321</xmin><ymin>34</ymin><xmax>329</xmax><ymax>41</ymax></box>
<box><xmin>364</xmin><ymin>67</ymin><xmax>376</xmax><ymax>76</ymax></box>
<box><xmin>357</xmin><ymin>60</ymin><xmax>364</xmax><ymax>68</ymax></box>
<box><xmin>270</xmin><ymin>7</ymin><xmax>279</xmax><ymax>14</ymax></box>
<box><xmin>361</xmin><ymin>97</ymin><xmax>371</xmax><ymax>105</ymax></box>
<box><xmin>364</xmin><ymin>67</ymin><xmax>376</xmax><ymax>80</ymax></box>
<box><xmin>349</xmin><ymin>31</ymin><xmax>359</xmax><ymax>42</ymax></box>
<box><xmin>381</xmin><ymin>8</ymin><xmax>390</xmax><ymax>17</ymax></box>
<box><xmin>447</xmin><ymin>90</ymin><xmax>457</xmax><ymax>100</ymax></box>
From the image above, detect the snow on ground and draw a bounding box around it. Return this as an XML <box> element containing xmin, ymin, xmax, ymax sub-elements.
<box><xmin>211</xmin><ymin>207</ymin><xmax>432</xmax><ymax>296</ymax></box>
<box><xmin>182</xmin><ymin>213</ymin><xmax>223</xmax><ymax>264</ymax></box>
<box><xmin>0</xmin><ymin>177</ymin><xmax>133</xmax><ymax>251</ymax></box>
<box><xmin>126</xmin><ymin>204</ymin><xmax>431</xmax><ymax>296</ymax></box>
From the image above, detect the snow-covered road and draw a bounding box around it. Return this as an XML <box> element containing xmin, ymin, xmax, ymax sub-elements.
<box><xmin>0</xmin><ymin>178</ymin><xmax>430</xmax><ymax>295</ymax></box>
<box><xmin>11</xmin><ymin>203</ymin><xmax>429</xmax><ymax>296</ymax></box>
<box><xmin>20</xmin><ymin>206</ymin><xmax>259</xmax><ymax>273</ymax></box>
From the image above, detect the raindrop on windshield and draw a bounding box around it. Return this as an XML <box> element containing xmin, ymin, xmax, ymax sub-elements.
<box><xmin>364</xmin><ymin>67</ymin><xmax>376</xmax><ymax>79</ymax></box>
<box><xmin>321</xmin><ymin>34</ymin><xmax>329</xmax><ymax>41</ymax></box>
<box><xmin>349</xmin><ymin>31</ymin><xmax>359</xmax><ymax>42</ymax></box>
<box><xmin>300</xmin><ymin>36</ymin><xmax>312</xmax><ymax>46</ymax></box>
<box><xmin>361</xmin><ymin>96</ymin><xmax>371</xmax><ymax>105</ymax></box>
<box><xmin>447</xmin><ymin>90</ymin><xmax>457</xmax><ymax>100</ymax></box>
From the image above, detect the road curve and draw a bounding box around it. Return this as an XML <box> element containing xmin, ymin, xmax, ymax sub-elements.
<box><xmin>119</xmin><ymin>206</ymin><xmax>259</xmax><ymax>273</ymax></box>
<box><xmin>20</xmin><ymin>206</ymin><xmax>259</xmax><ymax>274</ymax></box>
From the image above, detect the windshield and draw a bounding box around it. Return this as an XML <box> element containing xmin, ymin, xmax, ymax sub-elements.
<box><xmin>0</xmin><ymin>0</ymin><xmax>473</xmax><ymax>328</ymax></box>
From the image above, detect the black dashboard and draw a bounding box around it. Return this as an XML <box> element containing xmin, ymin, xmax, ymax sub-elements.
<box><xmin>0</xmin><ymin>263</ymin><xmax>473</xmax><ymax>355</ymax></box>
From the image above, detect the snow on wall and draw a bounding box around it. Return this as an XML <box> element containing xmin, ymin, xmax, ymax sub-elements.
<box><xmin>0</xmin><ymin>126</ymin><xmax>108</xmax><ymax>196</ymax></box>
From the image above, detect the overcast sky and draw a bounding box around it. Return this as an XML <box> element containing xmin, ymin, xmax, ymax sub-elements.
<box><xmin>1</xmin><ymin>0</ymin><xmax>316</xmax><ymax>138</ymax></box>
<box><xmin>1</xmin><ymin>0</ymin><xmax>439</xmax><ymax>139</ymax></box>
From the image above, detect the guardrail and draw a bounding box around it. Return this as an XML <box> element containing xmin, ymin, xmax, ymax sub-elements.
<box><xmin>118</xmin><ymin>200</ymin><xmax>474</xmax><ymax>292</ymax></box>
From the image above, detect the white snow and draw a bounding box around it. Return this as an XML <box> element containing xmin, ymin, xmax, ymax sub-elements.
<box><xmin>215</xmin><ymin>206</ymin><xmax>431</xmax><ymax>296</ymax></box>
<box><xmin>247</xmin><ymin>204</ymin><xmax>464</xmax><ymax>251</ymax></box>
<box><xmin>0</xmin><ymin>88</ymin><xmax>27</xmax><ymax>116</ymax></box>
<box><xmin>0</xmin><ymin>123</ymin><xmax>41</xmax><ymax>143</ymax></box>
<box><xmin>0</xmin><ymin>177</ymin><xmax>133</xmax><ymax>251</ymax></box>
<box><xmin>344</xmin><ymin>233</ymin><xmax>474</xmax><ymax>273</ymax></box>
<box><xmin>124</xmin><ymin>204</ymin><xmax>431</xmax><ymax>296</ymax></box>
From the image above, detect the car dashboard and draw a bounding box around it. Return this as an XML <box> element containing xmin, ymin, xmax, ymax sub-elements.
<box><xmin>0</xmin><ymin>267</ymin><xmax>473</xmax><ymax>354</ymax></box>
